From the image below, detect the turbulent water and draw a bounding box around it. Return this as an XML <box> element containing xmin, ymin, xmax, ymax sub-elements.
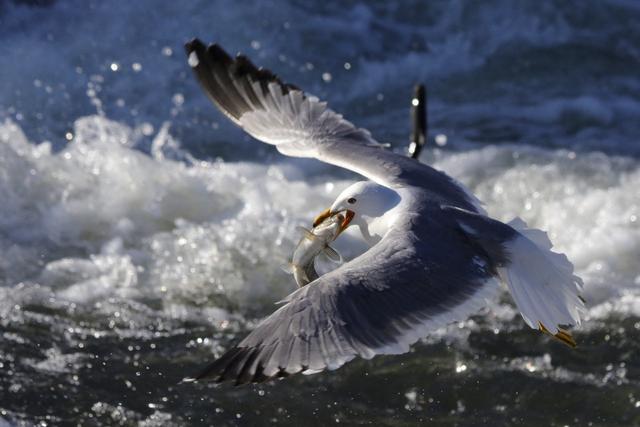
<box><xmin>1</xmin><ymin>1</ymin><xmax>639</xmax><ymax>425</ymax></box>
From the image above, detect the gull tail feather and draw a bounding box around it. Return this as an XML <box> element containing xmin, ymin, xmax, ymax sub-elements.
<box><xmin>444</xmin><ymin>207</ymin><xmax>585</xmax><ymax>346</ymax></box>
<box><xmin>501</xmin><ymin>217</ymin><xmax>586</xmax><ymax>344</ymax></box>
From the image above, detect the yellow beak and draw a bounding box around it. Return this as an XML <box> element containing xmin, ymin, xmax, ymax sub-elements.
<box><xmin>312</xmin><ymin>208</ymin><xmax>332</xmax><ymax>227</ymax></box>
<box><xmin>313</xmin><ymin>208</ymin><xmax>355</xmax><ymax>234</ymax></box>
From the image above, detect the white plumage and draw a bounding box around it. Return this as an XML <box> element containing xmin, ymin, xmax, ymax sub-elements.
<box><xmin>502</xmin><ymin>218</ymin><xmax>585</xmax><ymax>334</ymax></box>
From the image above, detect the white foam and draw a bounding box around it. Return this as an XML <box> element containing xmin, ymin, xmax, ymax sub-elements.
<box><xmin>1</xmin><ymin>117</ymin><xmax>638</xmax><ymax>327</ymax></box>
<box><xmin>0</xmin><ymin>116</ymin><xmax>349</xmax><ymax>316</ymax></box>
<box><xmin>25</xmin><ymin>346</ymin><xmax>86</xmax><ymax>374</ymax></box>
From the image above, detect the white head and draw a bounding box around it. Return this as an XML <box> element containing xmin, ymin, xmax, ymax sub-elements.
<box><xmin>313</xmin><ymin>181</ymin><xmax>400</xmax><ymax>233</ymax></box>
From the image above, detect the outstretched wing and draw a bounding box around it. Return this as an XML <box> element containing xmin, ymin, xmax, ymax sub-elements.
<box><xmin>185</xmin><ymin>204</ymin><xmax>505</xmax><ymax>385</ymax></box>
<box><xmin>185</xmin><ymin>39</ymin><xmax>477</xmax><ymax>209</ymax></box>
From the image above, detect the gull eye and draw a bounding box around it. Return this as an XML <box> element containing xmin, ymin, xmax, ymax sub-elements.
<box><xmin>347</xmin><ymin>197</ymin><xmax>356</xmax><ymax>204</ymax></box>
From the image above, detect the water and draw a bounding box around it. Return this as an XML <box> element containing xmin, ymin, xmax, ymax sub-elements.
<box><xmin>1</xmin><ymin>0</ymin><xmax>639</xmax><ymax>425</ymax></box>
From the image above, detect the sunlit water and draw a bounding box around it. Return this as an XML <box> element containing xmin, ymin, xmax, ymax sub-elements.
<box><xmin>1</xmin><ymin>1</ymin><xmax>639</xmax><ymax>426</ymax></box>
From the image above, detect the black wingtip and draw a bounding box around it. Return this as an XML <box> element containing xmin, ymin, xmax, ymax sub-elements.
<box><xmin>184</xmin><ymin>38</ymin><xmax>204</xmax><ymax>54</ymax></box>
<box><xmin>186</xmin><ymin>344</ymin><xmax>301</xmax><ymax>386</ymax></box>
<box><xmin>188</xmin><ymin>347</ymin><xmax>256</xmax><ymax>386</ymax></box>
<box><xmin>206</xmin><ymin>43</ymin><xmax>234</xmax><ymax>66</ymax></box>
<box><xmin>184</xmin><ymin>38</ymin><xmax>306</xmax><ymax>125</ymax></box>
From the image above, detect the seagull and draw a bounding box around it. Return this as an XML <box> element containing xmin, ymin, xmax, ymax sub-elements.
<box><xmin>183</xmin><ymin>39</ymin><xmax>585</xmax><ymax>385</ymax></box>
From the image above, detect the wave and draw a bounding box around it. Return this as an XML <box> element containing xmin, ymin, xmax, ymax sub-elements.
<box><xmin>1</xmin><ymin>0</ymin><xmax>639</xmax><ymax>153</ymax></box>
<box><xmin>1</xmin><ymin>116</ymin><xmax>638</xmax><ymax>325</ymax></box>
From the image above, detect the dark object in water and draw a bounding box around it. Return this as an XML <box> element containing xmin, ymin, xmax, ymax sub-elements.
<box><xmin>408</xmin><ymin>84</ymin><xmax>427</xmax><ymax>159</ymax></box>
<box><xmin>9</xmin><ymin>0</ymin><xmax>57</xmax><ymax>6</ymax></box>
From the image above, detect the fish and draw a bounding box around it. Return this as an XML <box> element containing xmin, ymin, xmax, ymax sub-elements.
<box><xmin>283</xmin><ymin>213</ymin><xmax>345</xmax><ymax>287</ymax></box>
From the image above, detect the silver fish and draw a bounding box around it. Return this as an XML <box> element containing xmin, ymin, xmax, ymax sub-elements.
<box><xmin>284</xmin><ymin>213</ymin><xmax>345</xmax><ymax>287</ymax></box>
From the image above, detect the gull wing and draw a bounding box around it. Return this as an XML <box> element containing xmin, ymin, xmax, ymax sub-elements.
<box><xmin>185</xmin><ymin>39</ymin><xmax>477</xmax><ymax>209</ymax></box>
<box><xmin>186</xmin><ymin>203</ymin><xmax>504</xmax><ymax>385</ymax></box>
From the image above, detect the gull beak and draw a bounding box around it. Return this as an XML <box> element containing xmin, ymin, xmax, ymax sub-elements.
<box><xmin>338</xmin><ymin>210</ymin><xmax>355</xmax><ymax>234</ymax></box>
<box><xmin>312</xmin><ymin>208</ymin><xmax>355</xmax><ymax>234</ymax></box>
<box><xmin>312</xmin><ymin>208</ymin><xmax>332</xmax><ymax>227</ymax></box>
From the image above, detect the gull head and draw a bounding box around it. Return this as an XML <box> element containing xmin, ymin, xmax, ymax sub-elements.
<box><xmin>313</xmin><ymin>181</ymin><xmax>400</xmax><ymax>236</ymax></box>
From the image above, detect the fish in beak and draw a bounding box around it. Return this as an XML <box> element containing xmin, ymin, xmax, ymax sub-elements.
<box><xmin>313</xmin><ymin>208</ymin><xmax>354</xmax><ymax>234</ymax></box>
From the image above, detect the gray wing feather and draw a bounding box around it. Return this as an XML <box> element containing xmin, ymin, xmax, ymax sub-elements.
<box><xmin>185</xmin><ymin>39</ymin><xmax>481</xmax><ymax>210</ymax></box>
<box><xmin>189</xmin><ymin>205</ymin><xmax>506</xmax><ymax>385</ymax></box>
